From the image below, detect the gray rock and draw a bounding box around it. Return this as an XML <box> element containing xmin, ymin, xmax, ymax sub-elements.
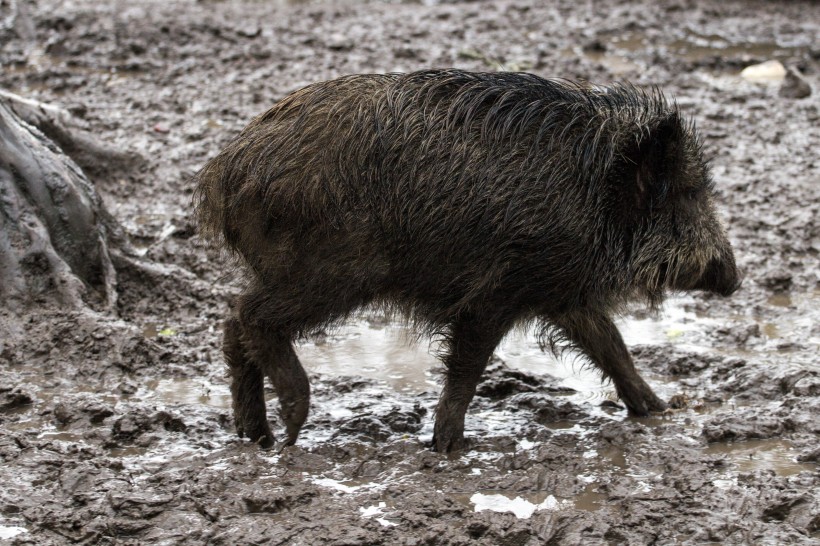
<box><xmin>779</xmin><ymin>67</ymin><xmax>812</xmax><ymax>99</ymax></box>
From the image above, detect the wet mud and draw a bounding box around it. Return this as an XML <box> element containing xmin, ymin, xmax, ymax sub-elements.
<box><xmin>1</xmin><ymin>0</ymin><xmax>818</xmax><ymax>544</ymax></box>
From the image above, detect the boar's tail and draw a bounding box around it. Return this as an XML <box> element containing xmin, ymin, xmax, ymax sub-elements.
<box><xmin>191</xmin><ymin>126</ymin><xmax>259</xmax><ymax>251</ymax></box>
<box><xmin>191</xmin><ymin>151</ymin><xmax>231</xmax><ymax>246</ymax></box>
<box><xmin>193</xmin><ymin>155</ymin><xmax>225</xmax><ymax>244</ymax></box>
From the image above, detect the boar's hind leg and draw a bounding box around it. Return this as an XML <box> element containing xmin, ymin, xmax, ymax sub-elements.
<box><xmin>259</xmin><ymin>337</ymin><xmax>309</xmax><ymax>447</ymax></box>
<box><xmin>433</xmin><ymin>316</ymin><xmax>508</xmax><ymax>453</ymax></box>
<box><xmin>225</xmin><ymin>314</ymin><xmax>274</xmax><ymax>448</ymax></box>
<box><xmin>236</xmin><ymin>286</ymin><xmax>311</xmax><ymax>448</ymax></box>
<box><xmin>556</xmin><ymin>312</ymin><xmax>667</xmax><ymax>416</ymax></box>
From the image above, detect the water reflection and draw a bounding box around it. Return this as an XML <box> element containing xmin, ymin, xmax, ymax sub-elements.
<box><xmin>295</xmin><ymin>296</ymin><xmax>704</xmax><ymax>399</ymax></box>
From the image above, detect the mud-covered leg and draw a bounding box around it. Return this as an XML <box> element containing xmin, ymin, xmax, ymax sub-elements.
<box><xmin>253</xmin><ymin>335</ymin><xmax>310</xmax><ymax>447</ymax></box>
<box><xmin>555</xmin><ymin>311</ymin><xmax>667</xmax><ymax>415</ymax></box>
<box><xmin>433</xmin><ymin>317</ymin><xmax>507</xmax><ymax>453</ymax></box>
<box><xmin>224</xmin><ymin>315</ymin><xmax>274</xmax><ymax>448</ymax></box>
<box><xmin>236</xmin><ymin>285</ymin><xmax>311</xmax><ymax>448</ymax></box>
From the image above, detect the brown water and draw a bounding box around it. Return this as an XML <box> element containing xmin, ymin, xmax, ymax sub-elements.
<box><xmin>704</xmin><ymin>438</ymin><xmax>814</xmax><ymax>477</ymax></box>
<box><xmin>287</xmin><ymin>294</ymin><xmax>818</xmax><ymax>495</ymax></box>
<box><xmin>572</xmin><ymin>29</ymin><xmax>810</xmax><ymax>76</ymax></box>
<box><xmin>295</xmin><ymin>295</ymin><xmax>707</xmax><ymax>399</ymax></box>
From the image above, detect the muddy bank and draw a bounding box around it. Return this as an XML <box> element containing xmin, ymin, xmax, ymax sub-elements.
<box><xmin>1</xmin><ymin>0</ymin><xmax>819</xmax><ymax>544</ymax></box>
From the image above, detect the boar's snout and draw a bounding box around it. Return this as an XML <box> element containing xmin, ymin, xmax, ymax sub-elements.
<box><xmin>693</xmin><ymin>254</ymin><xmax>742</xmax><ymax>297</ymax></box>
<box><xmin>726</xmin><ymin>274</ymin><xmax>744</xmax><ymax>297</ymax></box>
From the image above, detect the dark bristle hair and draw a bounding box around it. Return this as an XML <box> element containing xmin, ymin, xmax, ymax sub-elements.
<box><xmin>192</xmin><ymin>69</ymin><xmax>710</xmax><ymax>339</ymax></box>
<box><xmin>194</xmin><ymin>69</ymin><xmax>740</xmax><ymax>450</ymax></box>
<box><xmin>195</xmin><ymin>69</ymin><xmax>683</xmax><ymax>245</ymax></box>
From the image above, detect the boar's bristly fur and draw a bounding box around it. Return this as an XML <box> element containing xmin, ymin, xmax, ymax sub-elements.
<box><xmin>193</xmin><ymin>69</ymin><xmax>740</xmax><ymax>452</ymax></box>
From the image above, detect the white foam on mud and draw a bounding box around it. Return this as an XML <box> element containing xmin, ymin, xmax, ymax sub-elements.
<box><xmin>712</xmin><ymin>478</ymin><xmax>737</xmax><ymax>490</ymax></box>
<box><xmin>312</xmin><ymin>477</ymin><xmax>383</xmax><ymax>493</ymax></box>
<box><xmin>518</xmin><ymin>438</ymin><xmax>536</xmax><ymax>450</ymax></box>
<box><xmin>470</xmin><ymin>492</ymin><xmax>565</xmax><ymax>519</ymax></box>
<box><xmin>359</xmin><ymin>502</ymin><xmax>398</xmax><ymax>527</ymax></box>
<box><xmin>312</xmin><ymin>477</ymin><xmax>363</xmax><ymax>493</ymax></box>
<box><xmin>464</xmin><ymin>449</ymin><xmax>504</xmax><ymax>464</ymax></box>
<box><xmin>327</xmin><ymin>407</ymin><xmax>354</xmax><ymax>419</ymax></box>
<box><xmin>0</xmin><ymin>525</ymin><xmax>28</xmax><ymax>539</ymax></box>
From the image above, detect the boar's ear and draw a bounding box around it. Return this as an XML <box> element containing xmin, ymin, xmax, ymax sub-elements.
<box><xmin>623</xmin><ymin>113</ymin><xmax>682</xmax><ymax>211</ymax></box>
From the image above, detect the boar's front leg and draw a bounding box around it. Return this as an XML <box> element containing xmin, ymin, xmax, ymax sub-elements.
<box><xmin>433</xmin><ymin>315</ymin><xmax>508</xmax><ymax>453</ymax></box>
<box><xmin>554</xmin><ymin>311</ymin><xmax>667</xmax><ymax>416</ymax></box>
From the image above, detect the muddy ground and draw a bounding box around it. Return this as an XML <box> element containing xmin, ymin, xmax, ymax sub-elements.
<box><xmin>1</xmin><ymin>0</ymin><xmax>818</xmax><ymax>544</ymax></box>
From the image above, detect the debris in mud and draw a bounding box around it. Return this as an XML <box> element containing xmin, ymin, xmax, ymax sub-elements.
<box><xmin>0</xmin><ymin>388</ymin><xmax>33</xmax><ymax>411</ymax></box>
<box><xmin>740</xmin><ymin>59</ymin><xmax>787</xmax><ymax>81</ymax></box>
<box><xmin>779</xmin><ymin>66</ymin><xmax>812</xmax><ymax>99</ymax></box>
<box><xmin>667</xmin><ymin>393</ymin><xmax>691</xmax><ymax>410</ymax></box>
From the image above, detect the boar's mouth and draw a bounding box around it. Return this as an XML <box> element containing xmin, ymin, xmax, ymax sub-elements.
<box><xmin>669</xmin><ymin>257</ymin><xmax>742</xmax><ymax>297</ymax></box>
<box><xmin>691</xmin><ymin>257</ymin><xmax>743</xmax><ymax>297</ymax></box>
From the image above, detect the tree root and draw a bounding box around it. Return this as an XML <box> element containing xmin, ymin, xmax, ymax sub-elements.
<box><xmin>0</xmin><ymin>92</ymin><xmax>119</xmax><ymax>311</ymax></box>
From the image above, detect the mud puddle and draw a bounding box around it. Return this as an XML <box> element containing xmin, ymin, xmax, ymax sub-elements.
<box><xmin>297</xmin><ymin>296</ymin><xmax>703</xmax><ymax>394</ymax></box>
<box><xmin>3</xmin><ymin>284</ymin><xmax>816</xmax><ymax>543</ymax></box>
<box><xmin>127</xmin><ymin>293</ymin><xmax>816</xmax><ymax>481</ymax></box>
<box><xmin>572</xmin><ymin>28</ymin><xmax>811</xmax><ymax>77</ymax></box>
<box><xmin>284</xmin><ymin>295</ymin><xmax>817</xmax><ymax>523</ymax></box>
<box><xmin>705</xmin><ymin>438</ymin><xmax>815</xmax><ymax>478</ymax></box>
<box><xmin>143</xmin><ymin>378</ymin><xmax>232</xmax><ymax>408</ymax></box>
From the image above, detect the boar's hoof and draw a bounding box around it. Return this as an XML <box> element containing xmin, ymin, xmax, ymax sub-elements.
<box><xmin>251</xmin><ymin>435</ymin><xmax>274</xmax><ymax>450</ymax></box>
<box><xmin>617</xmin><ymin>378</ymin><xmax>668</xmax><ymax>417</ymax></box>
<box><xmin>283</xmin><ymin>429</ymin><xmax>300</xmax><ymax>449</ymax></box>
<box><xmin>280</xmin><ymin>398</ymin><xmax>310</xmax><ymax>446</ymax></box>
<box><xmin>431</xmin><ymin>432</ymin><xmax>471</xmax><ymax>454</ymax></box>
<box><xmin>235</xmin><ymin>416</ymin><xmax>275</xmax><ymax>449</ymax></box>
<box><xmin>624</xmin><ymin>393</ymin><xmax>668</xmax><ymax>416</ymax></box>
